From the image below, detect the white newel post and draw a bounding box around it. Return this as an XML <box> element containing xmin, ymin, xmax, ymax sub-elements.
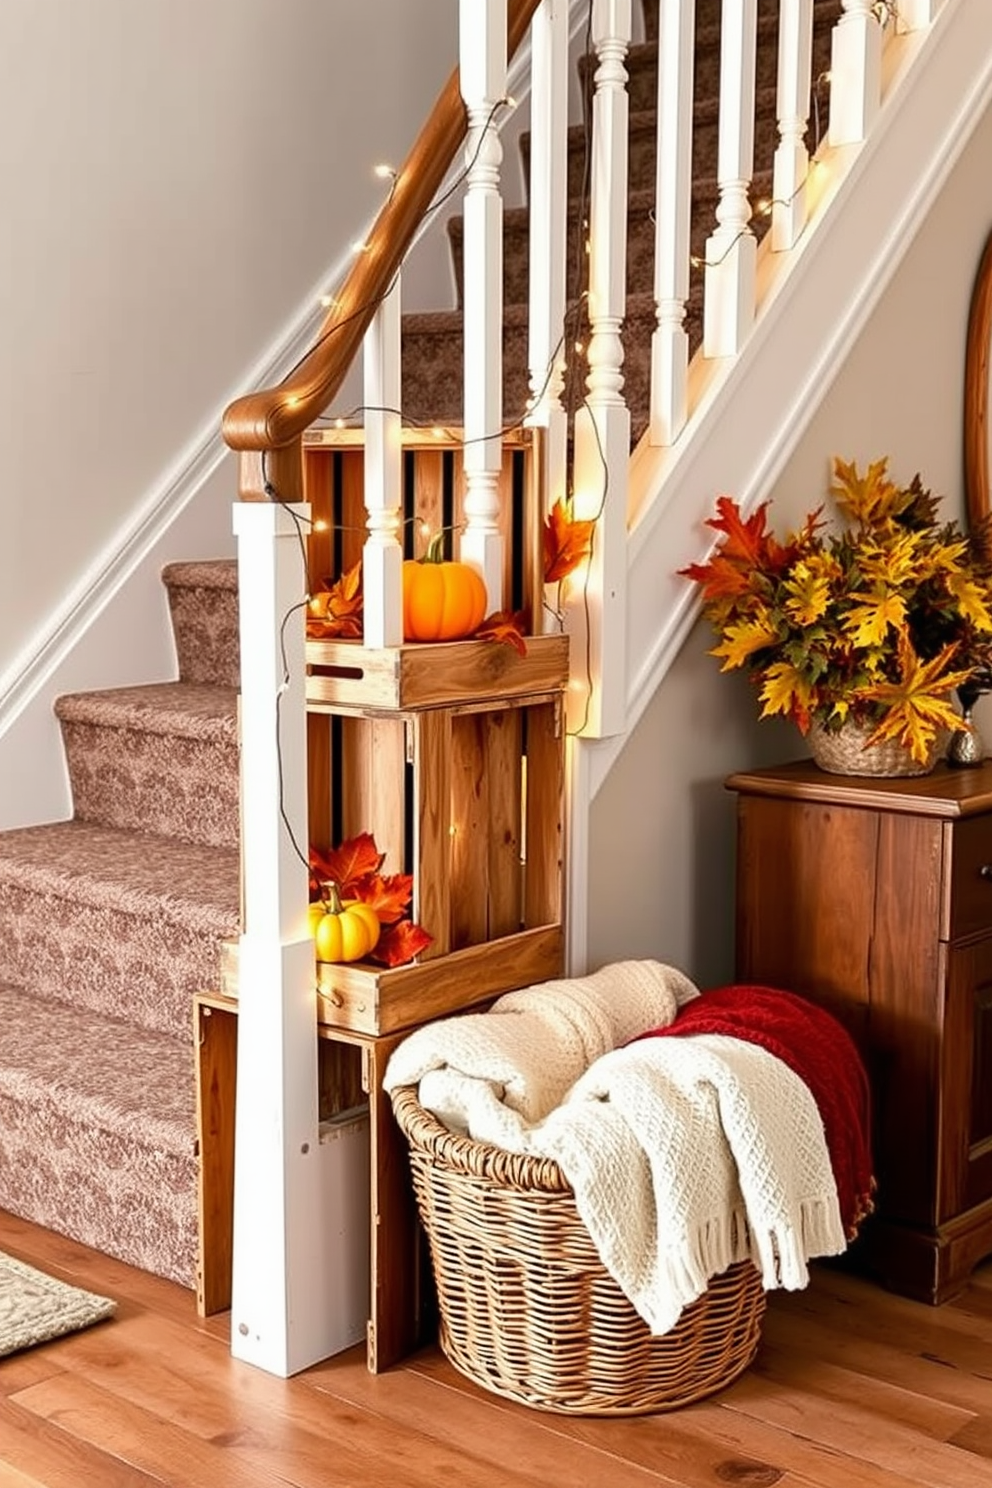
<box><xmin>363</xmin><ymin>277</ymin><xmax>404</xmax><ymax>648</ymax></box>
<box><xmin>703</xmin><ymin>0</ymin><xmax>758</xmax><ymax>357</ymax></box>
<box><xmin>527</xmin><ymin>0</ymin><xmax>569</xmax><ymax>631</ymax></box>
<box><xmin>772</xmin><ymin>0</ymin><xmax>814</xmax><ymax>252</ymax></box>
<box><xmin>569</xmin><ymin>0</ymin><xmax>630</xmax><ymax>738</ymax></box>
<box><xmin>230</xmin><ymin>502</ymin><xmax>337</xmax><ymax>1378</ymax></box>
<box><xmin>650</xmin><ymin>0</ymin><xmax>696</xmax><ymax>446</ymax></box>
<box><xmin>460</xmin><ymin>0</ymin><xmax>506</xmax><ymax>613</ymax></box>
<box><xmin>829</xmin><ymin>0</ymin><xmax>882</xmax><ymax>146</ymax></box>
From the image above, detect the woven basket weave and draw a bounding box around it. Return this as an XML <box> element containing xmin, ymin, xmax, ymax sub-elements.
<box><xmin>391</xmin><ymin>1085</ymin><xmax>766</xmax><ymax>1415</ymax></box>
<box><xmin>807</xmin><ymin>719</ymin><xmax>946</xmax><ymax>777</ymax></box>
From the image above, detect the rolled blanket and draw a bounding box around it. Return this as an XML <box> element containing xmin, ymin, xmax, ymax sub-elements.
<box><xmin>637</xmin><ymin>985</ymin><xmax>875</xmax><ymax>1239</ymax></box>
<box><xmin>383</xmin><ymin>959</ymin><xmax>699</xmax><ymax>1152</ymax></box>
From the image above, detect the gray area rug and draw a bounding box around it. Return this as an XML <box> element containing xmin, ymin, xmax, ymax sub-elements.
<box><xmin>0</xmin><ymin>1250</ymin><xmax>116</xmax><ymax>1356</ymax></box>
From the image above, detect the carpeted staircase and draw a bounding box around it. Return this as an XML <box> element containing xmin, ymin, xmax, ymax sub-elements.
<box><xmin>0</xmin><ymin>1</ymin><xmax>839</xmax><ymax>1288</ymax></box>
<box><xmin>0</xmin><ymin>562</ymin><xmax>241</xmax><ymax>1286</ymax></box>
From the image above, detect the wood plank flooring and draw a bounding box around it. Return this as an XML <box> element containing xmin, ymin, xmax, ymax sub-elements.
<box><xmin>1</xmin><ymin>1210</ymin><xmax>989</xmax><ymax>1488</ymax></box>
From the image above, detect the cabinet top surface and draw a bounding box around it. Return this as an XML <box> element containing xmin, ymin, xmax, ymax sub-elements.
<box><xmin>726</xmin><ymin>757</ymin><xmax>992</xmax><ymax>818</ymax></box>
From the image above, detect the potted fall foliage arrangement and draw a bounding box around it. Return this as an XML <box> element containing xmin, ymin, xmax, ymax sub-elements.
<box><xmin>682</xmin><ymin>457</ymin><xmax>992</xmax><ymax>775</ymax></box>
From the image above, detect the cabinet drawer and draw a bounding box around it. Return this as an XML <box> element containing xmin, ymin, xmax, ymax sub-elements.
<box><xmin>949</xmin><ymin>814</ymin><xmax>992</xmax><ymax>941</ymax></box>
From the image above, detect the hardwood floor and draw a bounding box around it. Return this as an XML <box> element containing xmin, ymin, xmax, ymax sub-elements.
<box><xmin>1</xmin><ymin>1209</ymin><xmax>989</xmax><ymax>1488</ymax></box>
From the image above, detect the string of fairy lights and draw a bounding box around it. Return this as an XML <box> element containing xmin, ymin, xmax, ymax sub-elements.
<box><xmin>263</xmin><ymin>0</ymin><xmax>899</xmax><ymax>874</ymax></box>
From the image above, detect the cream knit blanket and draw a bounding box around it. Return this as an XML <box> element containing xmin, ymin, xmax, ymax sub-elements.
<box><xmin>383</xmin><ymin>959</ymin><xmax>700</xmax><ymax>1151</ymax></box>
<box><xmin>385</xmin><ymin>961</ymin><xmax>849</xmax><ymax>1334</ymax></box>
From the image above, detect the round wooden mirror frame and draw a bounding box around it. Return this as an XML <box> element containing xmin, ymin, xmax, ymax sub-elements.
<box><xmin>965</xmin><ymin>225</ymin><xmax>992</xmax><ymax>548</ymax></box>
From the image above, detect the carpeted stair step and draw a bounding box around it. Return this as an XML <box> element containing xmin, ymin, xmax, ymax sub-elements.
<box><xmin>446</xmin><ymin>171</ymin><xmax>773</xmax><ymax>313</ymax></box>
<box><xmin>55</xmin><ymin>681</ymin><xmax>239</xmax><ymax>850</ymax></box>
<box><xmin>162</xmin><ymin>559</ymin><xmax>240</xmax><ymax>691</ymax></box>
<box><xmin>0</xmin><ymin>819</ymin><xmax>240</xmax><ymax>1041</ymax></box>
<box><xmin>521</xmin><ymin>86</ymin><xmax>782</xmax><ymax>202</ymax></box>
<box><xmin>0</xmin><ymin>982</ymin><xmax>199</xmax><ymax>1286</ymax></box>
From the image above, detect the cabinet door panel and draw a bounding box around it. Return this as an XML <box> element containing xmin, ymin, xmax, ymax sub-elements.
<box><xmin>943</xmin><ymin>940</ymin><xmax>992</xmax><ymax>1218</ymax></box>
<box><xmin>949</xmin><ymin>815</ymin><xmax>992</xmax><ymax>941</ymax></box>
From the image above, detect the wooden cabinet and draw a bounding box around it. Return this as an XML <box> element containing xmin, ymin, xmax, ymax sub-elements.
<box><xmin>728</xmin><ymin>759</ymin><xmax>992</xmax><ymax>1304</ymax></box>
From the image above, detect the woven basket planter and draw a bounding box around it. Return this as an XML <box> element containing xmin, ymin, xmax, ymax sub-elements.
<box><xmin>391</xmin><ymin>1085</ymin><xmax>766</xmax><ymax>1415</ymax></box>
<box><xmin>807</xmin><ymin>719</ymin><xmax>947</xmax><ymax>777</ymax></box>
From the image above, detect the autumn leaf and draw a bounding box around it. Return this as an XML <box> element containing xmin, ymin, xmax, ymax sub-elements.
<box><xmin>309</xmin><ymin>833</ymin><xmax>383</xmax><ymax>900</ymax></box>
<box><xmin>843</xmin><ymin>590</ymin><xmax>907</xmax><ymax>649</ymax></box>
<box><xmin>758</xmin><ymin>661</ymin><xmax>817</xmax><ymax>730</ymax></box>
<box><xmin>831</xmin><ymin>456</ymin><xmax>901</xmax><ymax>527</ymax></box>
<box><xmin>710</xmin><ymin>619</ymin><xmax>779</xmax><ymax>671</ymax></box>
<box><xmin>544</xmin><ymin>498</ymin><xmax>596</xmax><ymax>583</ymax></box>
<box><xmin>368</xmin><ymin>918</ymin><xmax>434</xmax><ymax>968</ymax></box>
<box><xmin>679</xmin><ymin>554</ymin><xmax>753</xmax><ymax>603</ymax></box>
<box><xmin>307</xmin><ymin>560</ymin><xmax>364</xmax><ymax>639</ymax></box>
<box><xmin>358</xmin><ymin>872</ymin><xmax>414</xmax><ymax>925</ymax></box>
<box><xmin>705</xmin><ymin>496</ymin><xmax>791</xmax><ymax>570</ymax></box>
<box><xmin>474</xmin><ymin>609</ymin><xmax>528</xmax><ymax>657</ymax></box>
<box><xmin>856</xmin><ymin>633</ymin><xmax>972</xmax><ymax>762</ymax></box>
<box><xmin>782</xmin><ymin>561</ymin><xmax>833</xmax><ymax>627</ymax></box>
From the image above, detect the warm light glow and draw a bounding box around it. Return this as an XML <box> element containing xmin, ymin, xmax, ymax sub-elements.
<box><xmin>286</xmin><ymin>395</ymin><xmax>300</xmax><ymax>409</ymax></box>
<box><xmin>419</xmin><ymin>519</ymin><xmax>431</xmax><ymax>538</ymax></box>
<box><xmin>574</xmin><ymin>341</ymin><xmax>585</xmax><ymax>355</ymax></box>
<box><xmin>432</xmin><ymin>426</ymin><xmax>445</xmax><ymax>439</ymax></box>
<box><xmin>756</xmin><ymin>199</ymin><xmax>771</xmax><ymax>217</ymax></box>
<box><xmin>503</xmin><ymin>95</ymin><xmax>517</xmax><ymax>110</ymax></box>
<box><xmin>313</xmin><ymin>519</ymin><xmax>329</xmax><ymax>532</ymax></box>
<box><xmin>374</xmin><ymin>162</ymin><xmax>395</xmax><ymax>179</ymax></box>
<box><xmin>335</xmin><ymin>417</ymin><xmax>346</xmax><ymax>430</ymax></box>
<box><xmin>320</xmin><ymin>294</ymin><xmax>337</xmax><ymax>309</ymax></box>
<box><xmin>351</xmin><ymin>240</ymin><xmax>370</xmax><ymax>254</ymax></box>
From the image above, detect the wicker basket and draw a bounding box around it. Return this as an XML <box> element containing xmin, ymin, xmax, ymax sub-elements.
<box><xmin>807</xmin><ymin>719</ymin><xmax>946</xmax><ymax>777</ymax></box>
<box><xmin>391</xmin><ymin>1085</ymin><xmax>766</xmax><ymax>1415</ymax></box>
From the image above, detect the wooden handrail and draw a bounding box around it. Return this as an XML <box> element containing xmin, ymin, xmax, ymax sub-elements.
<box><xmin>223</xmin><ymin>0</ymin><xmax>541</xmax><ymax>459</ymax></box>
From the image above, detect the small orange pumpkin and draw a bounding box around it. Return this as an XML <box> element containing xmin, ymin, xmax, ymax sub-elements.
<box><xmin>402</xmin><ymin>533</ymin><xmax>487</xmax><ymax>642</ymax></box>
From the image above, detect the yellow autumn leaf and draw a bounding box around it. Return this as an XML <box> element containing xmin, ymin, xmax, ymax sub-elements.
<box><xmin>831</xmin><ymin>456</ymin><xmax>900</xmax><ymax>526</ymax></box>
<box><xmin>855</xmin><ymin>531</ymin><xmax>924</xmax><ymax>588</ymax></box>
<box><xmin>709</xmin><ymin>618</ymin><xmax>778</xmax><ymax>671</ymax></box>
<box><xmin>947</xmin><ymin>571</ymin><xmax>992</xmax><ymax>632</ymax></box>
<box><xmin>857</xmin><ymin>634</ymin><xmax>973</xmax><ymax>763</ymax></box>
<box><xmin>758</xmin><ymin>661</ymin><xmax>816</xmax><ymax>722</ymax></box>
<box><xmin>843</xmin><ymin>591</ymin><xmax>907</xmax><ymax>649</ymax></box>
<box><xmin>782</xmin><ymin>562</ymin><xmax>832</xmax><ymax>626</ymax></box>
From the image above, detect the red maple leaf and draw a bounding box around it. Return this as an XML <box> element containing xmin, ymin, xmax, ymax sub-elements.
<box><xmin>543</xmin><ymin>498</ymin><xmax>596</xmax><ymax>583</ymax></box>
<box><xmin>368</xmin><ymin>918</ymin><xmax>434</xmax><ymax>968</ymax></box>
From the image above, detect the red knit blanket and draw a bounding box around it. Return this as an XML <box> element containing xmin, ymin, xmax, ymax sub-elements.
<box><xmin>635</xmin><ymin>985</ymin><xmax>875</xmax><ymax>1239</ymax></box>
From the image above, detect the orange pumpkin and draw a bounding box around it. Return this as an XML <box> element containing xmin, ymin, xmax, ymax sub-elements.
<box><xmin>402</xmin><ymin>533</ymin><xmax>487</xmax><ymax>642</ymax></box>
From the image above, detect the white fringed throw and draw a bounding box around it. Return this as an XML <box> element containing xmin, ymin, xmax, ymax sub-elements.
<box><xmin>385</xmin><ymin>961</ymin><xmax>849</xmax><ymax>1335</ymax></box>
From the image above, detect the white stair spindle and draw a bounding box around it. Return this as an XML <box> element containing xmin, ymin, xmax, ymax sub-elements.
<box><xmin>362</xmin><ymin>275</ymin><xmax>403</xmax><ymax>648</ymax></box>
<box><xmin>897</xmin><ymin>0</ymin><xmax>942</xmax><ymax>32</ymax></box>
<box><xmin>569</xmin><ymin>0</ymin><xmax>630</xmax><ymax>739</ymax></box>
<box><xmin>703</xmin><ymin>0</ymin><xmax>758</xmax><ymax>357</ymax></box>
<box><xmin>650</xmin><ymin>0</ymin><xmax>696</xmax><ymax>446</ymax></box>
<box><xmin>527</xmin><ymin>0</ymin><xmax>569</xmax><ymax>626</ymax></box>
<box><xmin>829</xmin><ymin>0</ymin><xmax>882</xmax><ymax>146</ymax></box>
<box><xmin>231</xmin><ymin>500</ymin><xmax>342</xmax><ymax>1377</ymax></box>
<box><xmin>772</xmin><ymin>0</ymin><xmax>814</xmax><ymax>251</ymax></box>
<box><xmin>459</xmin><ymin>0</ymin><xmax>506</xmax><ymax>614</ymax></box>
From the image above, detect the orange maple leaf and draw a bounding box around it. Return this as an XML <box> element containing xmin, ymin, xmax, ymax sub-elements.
<box><xmin>357</xmin><ymin>872</ymin><xmax>414</xmax><ymax>925</ymax></box>
<box><xmin>543</xmin><ymin>498</ymin><xmax>596</xmax><ymax>584</ymax></box>
<box><xmin>474</xmin><ymin>609</ymin><xmax>528</xmax><ymax>657</ymax></box>
<box><xmin>309</xmin><ymin>833</ymin><xmax>384</xmax><ymax>900</ymax></box>
<box><xmin>307</xmin><ymin>560</ymin><xmax>364</xmax><ymax>639</ymax></box>
<box><xmin>369</xmin><ymin>918</ymin><xmax>434</xmax><ymax>968</ymax></box>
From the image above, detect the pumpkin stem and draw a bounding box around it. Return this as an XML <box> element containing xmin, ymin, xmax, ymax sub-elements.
<box><xmin>423</xmin><ymin>530</ymin><xmax>448</xmax><ymax>565</ymax></box>
<box><xmin>320</xmin><ymin>880</ymin><xmax>344</xmax><ymax>915</ymax></box>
